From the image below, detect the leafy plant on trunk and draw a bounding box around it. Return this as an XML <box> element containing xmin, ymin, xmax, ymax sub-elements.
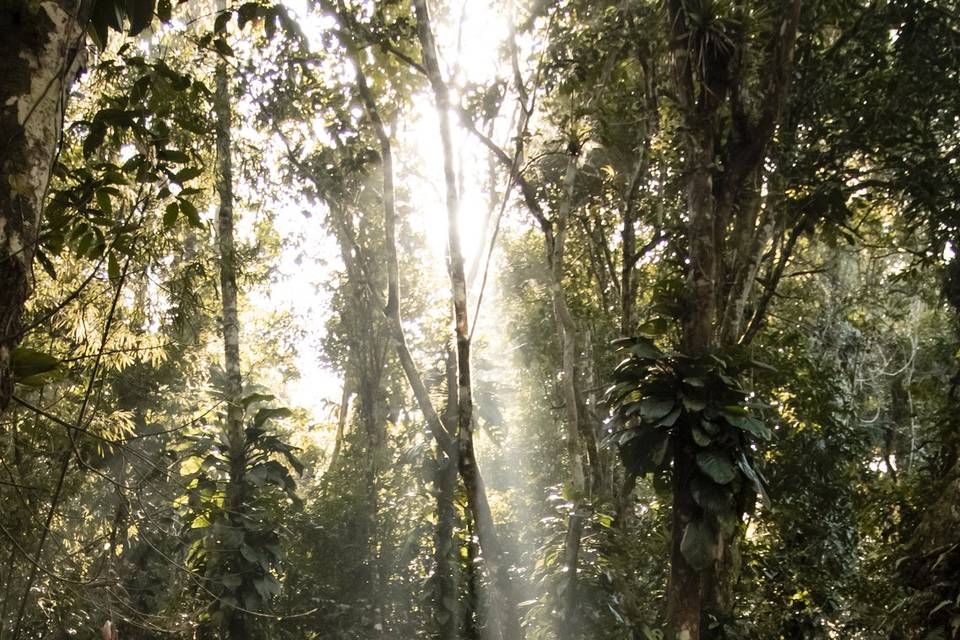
<box><xmin>604</xmin><ymin>337</ymin><xmax>771</xmax><ymax>616</ymax></box>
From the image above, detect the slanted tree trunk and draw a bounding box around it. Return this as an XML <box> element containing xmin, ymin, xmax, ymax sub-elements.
<box><xmin>213</xmin><ymin>38</ymin><xmax>249</xmax><ymax>640</ymax></box>
<box><xmin>413</xmin><ymin>3</ymin><xmax>523</xmax><ymax>637</ymax></box>
<box><xmin>0</xmin><ymin>1</ymin><xmax>85</xmax><ymax>412</ymax></box>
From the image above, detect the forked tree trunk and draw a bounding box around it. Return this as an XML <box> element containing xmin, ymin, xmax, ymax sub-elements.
<box><xmin>0</xmin><ymin>1</ymin><xmax>85</xmax><ymax>412</ymax></box>
<box><xmin>341</xmin><ymin>21</ymin><xmax>520</xmax><ymax>638</ymax></box>
<box><xmin>413</xmin><ymin>2</ymin><xmax>523</xmax><ymax>637</ymax></box>
<box><xmin>664</xmin><ymin>0</ymin><xmax>803</xmax><ymax>634</ymax></box>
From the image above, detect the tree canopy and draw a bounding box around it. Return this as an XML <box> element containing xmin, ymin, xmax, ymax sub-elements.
<box><xmin>0</xmin><ymin>0</ymin><xmax>958</xmax><ymax>639</ymax></box>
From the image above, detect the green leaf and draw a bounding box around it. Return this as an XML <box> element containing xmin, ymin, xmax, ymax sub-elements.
<box><xmin>630</xmin><ymin>338</ymin><xmax>663</xmax><ymax>359</ymax></box>
<box><xmin>680</xmin><ymin>519</ymin><xmax>715</xmax><ymax>571</ymax></box>
<box><xmin>253</xmin><ymin>576</ymin><xmax>280</xmax><ymax>600</ymax></box>
<box><xmin>213</xmin><ymin>38</ymin><xmax>234</xmax><ymax>57</ymax></box>
<box><xmin>638</xmin><ymin>317</ymin><xmax>670</xmax><ymax>335</ymax></box>
<box><xmin>650</xmin><ymin>435</ymin><xmax>670</xmax><ymax>466</ymax></box>
<box><xmin>239</xmin><ymin>543</ymin><xmax>262</xmax><ymax>566</ymax></box>
<box><xmin>253</xmin><ymin>407</ymin><xmax>293</xmax><ymax>429</ymax></box>
<box><xmin>681</xmin><ymin>392</ymin><xmax>707</xmax><ymax>412</ymax></box>
<box><xmin>157</xmin><ymin>0</ymin><xmax>171</xmax><ymax>21</ymax></box>
<box><xmin>656</xmin><ymin>406</ymin><xmax>682</xmax><ymax>427</ymax></box>
<box><xmin>695</xmin><ymin>450</ymin><xmax>736</xmax><ymax>484</ymax></box>
<box><xmin>179</xmin><ymin>199</ymin><xmax>201</xmax><ymax>227</ymax></box>
<box><xmin>108</xmin><ymin>253</ymin><xmax>121</xmax><ymax>283</ymax></box>
<box><xmin>125</xmin><ymin>0</ymin><xmax>156</xmax><ymax>35</ymax></box>
<box><xmin>640</xmin><ymin>396</ymin><xmax>675</xmax><ymax>421</ymax></box>
<box><xmin>222</xmin><ymin>574</ymin><xmax>242</xmax><ymax>590</ymax></box>
<box><xmin>158</xmin><ymin>148</ymin><xmax>189</xmax><ymax>164</ymax></box>
<box><xmin>214</xmin><ymin>10</ymin><xmax>231</xmax><ymax>33</ymax></box>
<box><xmin>241</xmin><ymin>393</ymin><xmax>275</xmax><ymax>408</ymax></box>
<box><xmin>238</xmin><ymin>2</ymin><xmax>259</xmax><ymax>28</ymax></box>
<box><xmin>173</xmin><ymin>166</ymin><xmax>203</xmax><ymax>183</ymax></box>
<box><xmin>11</xmin><ymin>348</ymin><xmax>61</xmax><ymax>383</ymax></box>
<box><xmin>163</xmin><ymin>201</ymin><xmax>179</xmax><ymax>228</ymax></box>
<box><xmin>691</xmin><ymin>475</ymin><xmax>733</xmax><ymax>515</ymax></box>
<box><xmin>36</xmin><ymin>250</ymin><xmax>58</xmax><ymax>280</ymax></box>
<box><xmin>700</xmin><ymin>418</ymin><xmax>720</xmax><ymax>435</ymax></box>
<box><xmin>83</xmin><ymin>123</ymin><xmax>107</xmax><ymax>158</ymax></box>
<box><xmin>737</xmin><ymin>452</ymin><xmax>771</xmax><ymax>508</ymax></box>
<box><xmin>691</xmin><ymin>427</ymin><xmax>712</xmax><ymax>447</ymax></box>
<box><xmin>95</xmin><ymin>189</ymin><xmax>113</xmax><ymax>216</ymax></box>
<box><xmin>88</xmin><ymin>0</ymin><xmax>123</xmax><ymax>49</ymax></box>
<box><xmin>726</xmin><ymin>413</ymin><xmax>772</xmax><ymax>440</ymax></box>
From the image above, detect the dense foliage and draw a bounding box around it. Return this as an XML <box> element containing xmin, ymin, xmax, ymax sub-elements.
<box><xmin>0</xmin><ymin>0</ymin><xmax>958</xmax><ymax>639</ymax></box>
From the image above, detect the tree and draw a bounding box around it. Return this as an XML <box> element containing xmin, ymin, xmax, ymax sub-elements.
<box><xmin>0</xmin><ymin>0</ymin><xmax>158</xmax><ymax>412</ymax></box>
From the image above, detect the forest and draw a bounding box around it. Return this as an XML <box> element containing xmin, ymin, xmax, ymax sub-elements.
<box><xmin>0</xmin><ymin>0</ymin><xmax>958</xmax><ymax>638</ymax></box>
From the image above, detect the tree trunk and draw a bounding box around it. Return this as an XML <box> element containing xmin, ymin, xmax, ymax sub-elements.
<box><xmin>551</xmin><ymin>151</ymin><xmax>588</xmax><ymax>495</ymax></box>
<box><xmin>558</xmin><ymin>512</ymin><xmax>584</xmax><ymax>640</ymax></box>
<box><xmin>413</xmin><ymin>3</ymin><xmax>523</xmax><ymax>638</ymax></box>
<box><xmin>214</xmin><ymin>42</ymin><xmax>249</xmax><ymax>640</ymax></box>
<box><xmin>435</xmin><ymin>345</ymin><xmax>461</xmax><ymax>640</ymax></box>
<box><xmin>328</xmin><ymin>382</ymin><xmax>351</xmax><ymax>471</ymax></box>
<box><xmin>668</xmin><ymin>19</ymin><xmax>719</xmax><ymax>637</ymax></box>
<box><xmin>0</xmin><ymin>0</ymin><xmax>84</xmax><ymax>412</ymax></box>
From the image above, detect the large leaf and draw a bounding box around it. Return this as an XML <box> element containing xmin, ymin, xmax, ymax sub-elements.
<box><xmin>640</xmin><ymin>396</ymin><xmax>676</xmax><ymax>421</ymax></box>
<box><xmin>630</xmin><ymin>338</ymin><xmax>663</xmax><ymax>359</ymax></box>
<box><xmin>618</xmin><ymin>428</ymin><xmax>669</xmax><ymax>476</ymax></box>
<box><xmin>680</xmin><ymin>519</ymin><xmax>716</xmax><ymax>571</ymax></box>
<box><xmin>253</xmin><ymin>407</ymin><xmax>293</xmax><ymax>429</ymax></box>
<box><xmin>253</xmin><ymin>576</ymin><xmax>280</xmax><ymax>600</ymax></box>
<box><xmin>241</xmin><ymin>392</ymin><xmax>275</xmax><ymax>408</ymax></box>
<box><xmin>738</xmin><ymin>452</ymin><xmax>772</xmax><ymax>508</ymax></box>
<box><xmin>221</xmin><ymin>574</ymin><xmax>242</xmax><ymax>590</ymax></box>
<box><xmin>691</xmin><ymin>475</ymin><xmax>734</xmax><ymax>515</ymax></box>
<box><xmin>125</xmin><ymin>0</ymin><xmax>156</xmax><ymax>34</ymax></box>
<box><xmin>11</xmin><ymin>348</ymin><xmax>62</xmax><ymax>385</ymax></box>
<box><xmin>695</xmin><ymin>450</ymin><xmax>736</xmax><ymax>484</ymax></box>
<box><xmin>726</xmin><ymin>413</ymin><xmax>772</xmax><ymax>440</ymax></box>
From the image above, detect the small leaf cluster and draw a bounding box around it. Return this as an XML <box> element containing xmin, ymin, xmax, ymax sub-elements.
<box><xmin>604</xmin><ymin>336</ymin><xmax>771</xmax><ymax>570</ymax></box>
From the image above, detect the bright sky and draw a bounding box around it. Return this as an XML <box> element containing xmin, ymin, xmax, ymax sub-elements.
<box><xmin>253</xmin><ymin>0</ymin><xmax>514</xmax><ymax>427</ymax></box>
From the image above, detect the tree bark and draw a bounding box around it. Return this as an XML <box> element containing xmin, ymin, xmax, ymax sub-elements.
<box><xmin>0</xmin><ymin>0</ymin><xmax>84</xmax><ymax>412</ymax></box>
<box><xmin>435</xmin><ymin>345</ymin><xmax>461</xmax><ymax>640</ymax></box>
<box><xmin>552</xmin><ymin>151</ymin><xmax>588</xmax><ymax>495</ymax></box>
<box><xmin>664</xmin><ymin>0</ymin><xmax>804</xmax><ymax>634</ymax></box>
<box><xmin>413</xmin><ymin>3</ymin><xmax>523</xmax><ymax>637</ymax></box>
<box><xmin>214</xmin><ymin>39</ymin><xmax>249</xmax><ymax>640</ymax></box>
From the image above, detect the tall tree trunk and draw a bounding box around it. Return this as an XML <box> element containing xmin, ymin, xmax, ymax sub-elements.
<box><xmin>214</xmin><ymin>41</ymin><xmax>248</xmax><ymax>640</ymax></box>
<box><xmin>413</xmin><ymin>3</ymin><xmax>523</xmax><ymax>638</ymax></box>
<box><xmin>666</xmin><ymin>4</ymin><xmax>720</xmax><ymax>635</ymax></box>
<box><xmin>558</xmin><ymin>512</ymin><xmax>584</xmax><ymax>640</ymax></box>
<box><xmin>0</xmin><ymin>1</ymin><xmax>84</xmax><ymax>412</ymax></box>
<box><xmin>663</xmin><ymin>0</ymin><xmax>803</xmax><ymax>633</ymax></box>
<box><xmin>552</xmin><ymin>151</ymin><xmax>588</xmax><ymax>495</ymax></box>
<box><xmin>435</xmin><ymin>344</ymin><xmax>461</xmax><ymax>639</ymax></box>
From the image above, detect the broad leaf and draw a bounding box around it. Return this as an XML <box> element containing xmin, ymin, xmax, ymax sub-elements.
<box><xmin>11</xmin><ymin>348</ymin><xmax>61</xmax><ymax>381</ymax></box>
<box><xmin>696</xmin><ymin>450</ymin><xmax>736</xmax><ymax>484</ymax></box>
<box><xmin>680</xmin><ymin>519</ymin><xmax>716</xmax><ymax>571</ymax></box>
<box><xmin>640</xmin><ymin>396</ymin><xmax>676</xmax><ymax>421</ymax></box>
<box><xmin>253</xmin><ymin>407</ymin><xmax>293</xmax><ymax>429</ymax></box>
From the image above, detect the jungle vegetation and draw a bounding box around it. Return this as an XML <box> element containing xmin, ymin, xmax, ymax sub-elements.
<box><xmin>0</xmin><ymin>0</ymin><xmax>958</xmax><ymax>639</ymax></box>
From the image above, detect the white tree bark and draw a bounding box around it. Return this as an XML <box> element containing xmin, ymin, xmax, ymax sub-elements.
<box><xmin>0</xmin><ymin>1</ymin><xmax>84</xmax><ymax>410</ymax></box>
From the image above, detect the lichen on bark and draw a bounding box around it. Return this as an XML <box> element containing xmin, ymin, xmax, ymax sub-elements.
<box><xmin>0</xmin><ymin>0</ymin><xmax>83</xmax><ymax>410</ymax></box>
